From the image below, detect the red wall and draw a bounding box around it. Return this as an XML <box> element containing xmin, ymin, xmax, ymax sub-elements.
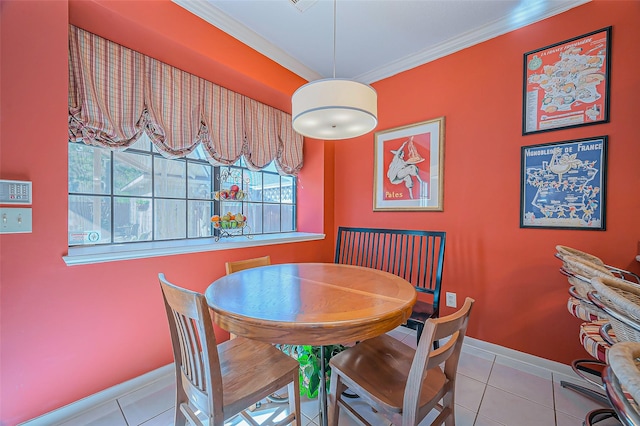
<box><xmin>0</xmin><ymin>1</ymin><xmax>333</xmax><ymax>424</ymax></box>
<box><xmin>2</xmin><ymin>0</ymin><xmax>639</xmax><ymax>424</ymax></box>
<box><xmin>335</xmin><ymin>0</ymin><xmax>640</xmax><ymax>363</ymax></box>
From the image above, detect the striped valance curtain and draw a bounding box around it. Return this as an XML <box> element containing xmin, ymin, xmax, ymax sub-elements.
<box><xmin>68</xmin><ymin>25</ymin><xmax>303</xmax><ymax>175</ymax></box>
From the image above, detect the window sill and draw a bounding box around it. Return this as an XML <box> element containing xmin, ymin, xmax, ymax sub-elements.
<box><xmin>63</xmin><ymin>232</ymin><xmax>326</xmax><ymax>266</ymax></box>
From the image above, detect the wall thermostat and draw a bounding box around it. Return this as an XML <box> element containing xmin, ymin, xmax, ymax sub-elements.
<box><xmin>0</xmin><ymin>180</ymin><xmax>32</xmax><ymax>205</ymax></box>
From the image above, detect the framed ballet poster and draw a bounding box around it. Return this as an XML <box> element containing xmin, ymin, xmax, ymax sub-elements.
<box><xmin>522</xmin><ymin>27</ymin><xmax>611</xmax><ymax>135</ymax></box>
<box><xmin>520</xmin><ymin>136</ymin><xmax>607</xmax><ymax>230</ymax></box>
<box><xmin>373</xmin><ymin>117</ymin><xmax>445</xmax><ymax>211</ymax></box>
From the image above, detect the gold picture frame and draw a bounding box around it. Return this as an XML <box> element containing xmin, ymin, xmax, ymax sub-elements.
<box><xmin>373</xmin><ymin>117</ymin><xmax>445</xmax><ymax>211</ymax></box>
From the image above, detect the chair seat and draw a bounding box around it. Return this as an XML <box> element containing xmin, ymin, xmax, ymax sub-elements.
<box><xmin>568</xmin><ymin>297</ymin><xmax>601</xmax><ymax>322</ymax></box>
<box><xmin>408</xmin><ymin>300</ymin><xmax>436</xmax><ymax>323</ymax></box>
<box><xmin>218</xmin><ymin>337</ymin><xmax>300</xmax><ymax>416</ymax></box>
<box><xmin>580</xmin><ymin>320</ymin><xmax>615</xmax><ymax>362</ymax></box>
<box><xmin>405</xmin><ymin>301</ymin><xmax>439</xmax><ymax>345</ymax></box>
<box><xmin>329</xmin><ymin>334</ymin><xmax>447</xmax><ymax>412</ymax></box>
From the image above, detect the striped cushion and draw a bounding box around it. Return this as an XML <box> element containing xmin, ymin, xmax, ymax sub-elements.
<box><xmin>568</xmin><ymin>297</ymin><xmax>601</xmax><ymax>321</ymax></box>
<box><xmin>580</xmin><ymin>320</ymin><xmax>615</xmax><ymax>362</ymax></box>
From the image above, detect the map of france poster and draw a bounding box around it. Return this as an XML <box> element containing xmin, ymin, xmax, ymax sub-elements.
<box><xmin>520</xmin><ymin>137</ymin><xmax>607</xmax><ymax>230</ymax></box>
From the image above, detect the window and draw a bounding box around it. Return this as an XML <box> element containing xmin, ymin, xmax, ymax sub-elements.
<box><xmin>68</xmin><ymin>134</ymin><xmax>296</xmax><ymax>247</ymax></box>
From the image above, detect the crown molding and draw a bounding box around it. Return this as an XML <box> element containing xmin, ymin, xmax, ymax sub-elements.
<box><xmin>174</xmin><ymin>0</ymin><xmax>590</xmax><ymax>85</ymax></box>
<box><xmin>356</xmin><ymin>0</ymin><xmax>591</xmax><ymax>83</ymax></box>
<box><xmin>172</xmin><ymin>0</ymin><xmax>322</xmax><ymax>82</ymax></box>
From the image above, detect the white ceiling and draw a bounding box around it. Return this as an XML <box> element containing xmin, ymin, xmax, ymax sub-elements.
<box><xmin>173</xmin><ymin>0</ymin><xmax>589</xmax><ymax>84</ymax></box>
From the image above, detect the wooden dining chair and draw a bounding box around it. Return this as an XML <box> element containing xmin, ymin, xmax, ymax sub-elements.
<box><xmin>225</xmin><ymin>255</ymin><xmax>271</xmax><ymax>275</ymax></box>
<box><xmin>158</xmin><ymin>273</ymin><xmax>301</xmax><ymax>426</ymax></box>
<box><xmin>327</xmin><ymin>297</ymin><xmax>474</xmax><ymax>426</ymax></box>
<box><xmin>225</xmin><ymin>256</ymin><xmax>271</xmax><ymax>342</ymax></box>
<box><xmin>224</xmin><ymin>255</ymin><xmax>289</xmax><ymax>403</ymax></box>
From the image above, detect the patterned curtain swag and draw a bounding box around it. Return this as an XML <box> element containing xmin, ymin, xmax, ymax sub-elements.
<box><xmin>68</xmin><ymin>25</ymin><xmax>303</xmax><ymax>175</ymax></box>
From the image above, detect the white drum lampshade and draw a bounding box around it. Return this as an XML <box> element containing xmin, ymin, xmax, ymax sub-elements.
<box><xmin>291</xmin><ymin>78</ymin><xmax>378</xmax><ymax>140</ymax></box>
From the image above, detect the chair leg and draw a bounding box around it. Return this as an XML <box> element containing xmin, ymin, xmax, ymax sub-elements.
<box><xmin>561</xmin><ymin>358</ymin><xmax>611</xmax><ymax>406</ymax></box>
<box><xmin>442</xmin><ymin>388</ymin><xmax>455</xmax><ymax>426</ymax></box>
<box><xmin>174</xmin><ymin>386</ymin><xmax>189</xmax><ymax>426</ymax></box>
<box><xmin>328</xmin><ymin>373</ymin><xmax>346</xmax><ymax>426</ymax></box>
<box><xmin>288</xmin><ymin>380</ymin><xmax>301</xmax><ymax>426</ymax></box>
<box><xmin>175</xmin><ymin>409</ymin><xmax>187</xmax><ymax>426</ymax></box>
<box><xmin>584</xmin><ymin>408</ymin><xmax>619</xmax><ymax>425</ymax></box>
<box><xmin>560</xmin><ymin>380</ymin><xmax>610</xmax><ymax>406</ymax></box>
<box><xmin>179</xmin><ymin>403</ymin><xmax>203</xmax><ymax>426</ymax></box>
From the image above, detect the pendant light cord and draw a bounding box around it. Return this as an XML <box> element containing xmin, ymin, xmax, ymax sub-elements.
<box><xmin>333</xmin><ymin>0</ymin><xmax>336</xmax><ymax>78</ymax></box>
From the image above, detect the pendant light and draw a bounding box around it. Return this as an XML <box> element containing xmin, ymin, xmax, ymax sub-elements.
<box><xmin>291</xmin><ymin>0</ymin><xmax>378</xmax><ymax>140</ymax></box>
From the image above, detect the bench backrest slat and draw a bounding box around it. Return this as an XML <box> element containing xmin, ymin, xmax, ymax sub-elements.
<box><xmin>335</xmin><ymin>227</ymin><xmax>446</xmax><ymax>308</ymax></box>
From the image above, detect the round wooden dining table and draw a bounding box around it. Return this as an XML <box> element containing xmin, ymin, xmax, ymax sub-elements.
<box><xmin>205</xmin><ymin>262</ymin><xmax>417</xmax><ymax>426</ymax></box>
<box><xmin>205</xmin><ymin>262</ymin><xmax>417</xmax><ymax>345</ymax></box>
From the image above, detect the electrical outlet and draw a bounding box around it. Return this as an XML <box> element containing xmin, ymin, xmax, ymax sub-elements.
<box><xmin>445</xmin><ymin>292</ymin><xmax>457</xmax><ymax>308</ymax></box>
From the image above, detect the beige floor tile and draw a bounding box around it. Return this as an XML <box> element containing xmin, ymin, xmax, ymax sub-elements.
<box><xmin>138</xmin><ymin>407</ymin><xmax>174</xmax><ymax>425</ymax></box>
<box><xmin>386</xmin><ymin>327</ymin><xmax>412</xmax><ymax>342</ymax></box>
<box><xmin>488</xmin><ymin>360</ymin><xmax>554</xmax><ymax>408</ymax></box>
<box><xmin>474</xmin><ymin>414</ymin><xmax>507</xmax><ymax>426</ymax></box>
<box><xmin>418</xmin><ymin>404</ymin><xmax>477</xmax><ymax>426</ymax></box>
<box><xmin>552</xmin><ymin>374</ymin><xmax>608</xmax><ymax>419</ymax></box>
<box><xmin>58</xmin><ymin>331</ymin><xmax>622</xmax><ymax>426</ymax></box>
<box><xmin>58</xmin><ymin>401</ymin><xmax>128</xmax><ymax>426</ymax></box>
<box><xmin>335</xmin><ymin>398</ymin><xmax>391</xmax><ymax>425</ymax></box>
<box><xmin>555</xmin><ymin>410</ymin><xmax>585</xmax><ymax>426</ymax></box>
<box><xmin>456</xmin><ymin>373</ymin><xmax>487</xmax><ymax>413</ymax></box>
<box><xmin>118</xmin><ymin>374</ymin><xmax>175</xmax><ymax>426</ymax></box>
<box><xmin>303</xmin><ymin>416</ymin><xmax>318</xmax><ymax>426</ymax></box>
<box><xmin>299</xmin><ymin>396</ymin><xmax>321</xmax><ymax>422</ymax></box>
<box><xmin>477</xmin><ymin>385</ymin><xmax>556</xmax><ymax>426</ymax></box>
<box><xmin>493</xmin><ymin>355</ymin><xmax>553</xmax><ymax>380</ymax></box>
<box><xmin>453</xmin><ymin>404</ymin><xmax>477</xmax><ymax>426</ymax></box>
<box><xmin>400</xmin><ymin>332</ymin><xmax>418</xmax><ymax>349</ymax></box>
<box><xmin>458</xmin><ymin>349</ymin><xmax>495</xmax><ymax>383</ymax></box>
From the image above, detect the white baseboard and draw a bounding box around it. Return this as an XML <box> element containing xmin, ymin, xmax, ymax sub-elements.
<box><xmin>19</xmin><ymin>364</ymin><xmax>174</xmax><ymax>426</ymax></box>
<box><xmin>20</xmin><ymin>338</ymin><xmax>575</xmax><ymax>425</ymax></box>
<box><xmin>463</xmin><ymin>336</ymin><xmax>576</xmax><ymax>378</ymax></box>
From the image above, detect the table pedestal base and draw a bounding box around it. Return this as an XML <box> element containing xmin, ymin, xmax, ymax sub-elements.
<box><xmin>318</xmin><ymin>345</ymin><xmax>328</xmax><ymax>426</ymax></box>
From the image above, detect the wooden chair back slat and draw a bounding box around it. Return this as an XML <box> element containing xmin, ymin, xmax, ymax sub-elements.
<box><xmin>424</xmin><ymin>331</ymin><xmax>459</xmax><ymax>370</ymax></box>
<box><xmin>225</xmin><ymin>256</ymin><xmax>271</xmax><ymax>274</ymax></box>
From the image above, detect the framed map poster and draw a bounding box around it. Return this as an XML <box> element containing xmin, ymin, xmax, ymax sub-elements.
<box><xmin>520</xmin><ymin>136</ymin><xmax>607</xmax><ymax>230</ymax></box>
<box><xmin>523</xmin><ymin>27</ymin><xmax>611</xmax><ymax>135</ymax></box>
<box><xmin>373</xmin><ymin>117</ymin><xmax>444</xmax><ymax>211</ymax></box>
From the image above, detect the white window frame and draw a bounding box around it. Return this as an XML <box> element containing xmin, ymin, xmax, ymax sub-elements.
<box><xmin>65</xmin><ymin>137</ymin><xmax>316</xmax><ymax>266</ymax></box>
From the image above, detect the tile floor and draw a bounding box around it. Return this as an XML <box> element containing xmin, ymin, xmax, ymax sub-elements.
<box><xmin>57</xmin><ymin>327</ymin><xmax>618</xmax><ymax>426</ymax></box>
